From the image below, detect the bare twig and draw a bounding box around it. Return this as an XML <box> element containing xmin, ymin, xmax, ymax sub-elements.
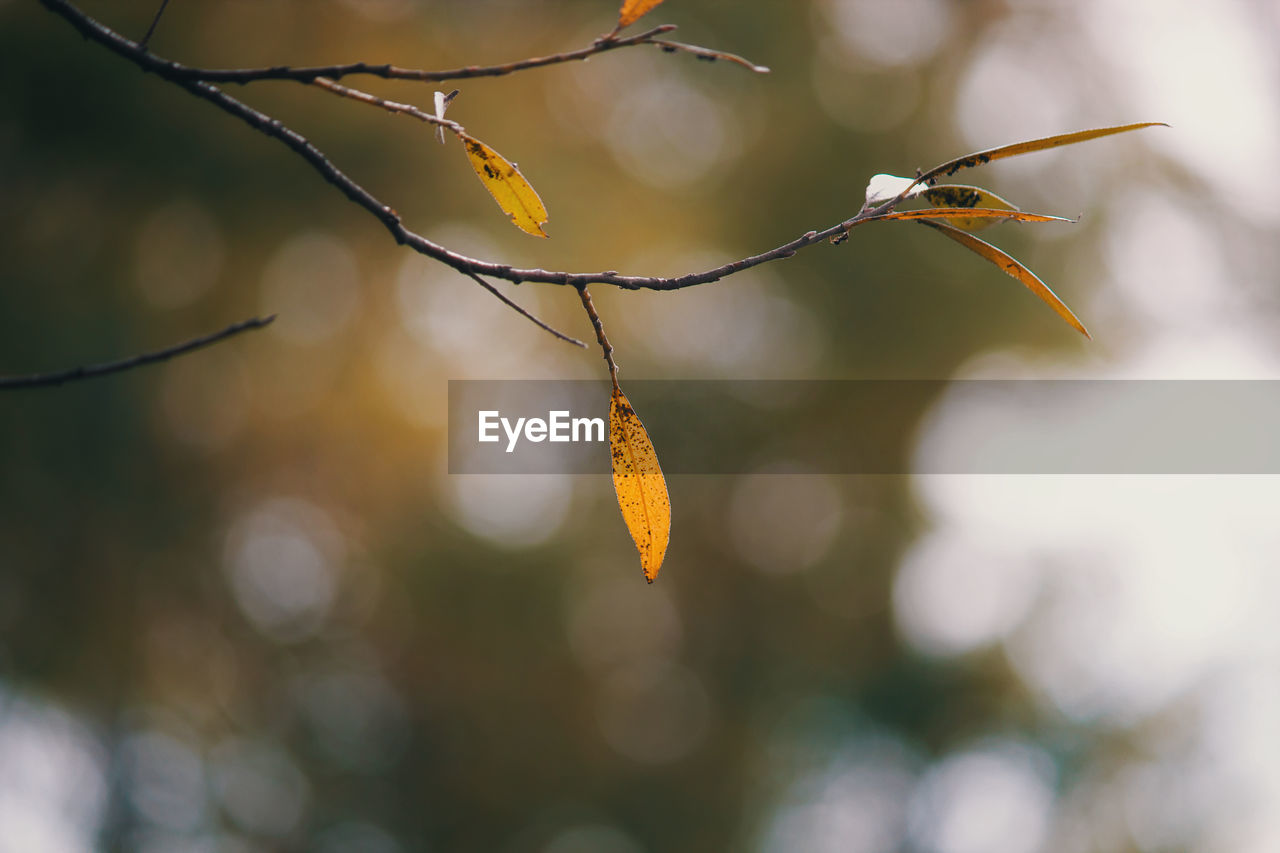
<box><xmin>0</xmin><ymin>315</ymin><xmax>275</xmax><ymax>390</ymax></box>
<box><xmin>138</xmin><ymin>0</ymin><xmax>173</xmax><ymax>50</ymax></box>
<box><xmin>463</xmin><ymin>272</ymin><xmax>586</xmax><ymax>348</ymax></box>
<box><xmin>577</xmin><ymin>286</ymin><xmax>618</xmax><ymax>388</ymax></box>
<box><xmin>310</xmin><ymin>76</ymin><xmax>461</xmax><ymax>135</ymax></box>
<box><xmin>650</xmin><ymin>39</ymin><xmax>770</xmax><ymax>73</ymax></box>
<box><xmin>80</xmin><ymin>19</ymin><xmax>766</xmax><ymax>86</ymax></box>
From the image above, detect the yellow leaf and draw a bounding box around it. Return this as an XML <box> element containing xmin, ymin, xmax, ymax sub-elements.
<box><xmin>865</xmin><ymin>124</ymin><xmax>1164</xmax><ymax>215</ymax></box>
<box><xmin>459</xmin><ymin>133</ymin><xmax>548</xmax><ymax>238</ymax></box>
<box><xmin>618</xmin><ymin>0</ymin><xmax>667</xmax><ymax>28</ymax></box>
<box><xmin>919</xmin><ymin>219</ymin><xmax>1091</xmax><ymax>339</ymax></box>
<box><xmin>610</xmin><ymin>384</ymin><xmax>671</xmax><ymax>582</ymax></box>
<box><xmin>923</xmin><ymin>122</ymin><xmax>1166</xmax><ymax>184</ymax></box>
<box><xmin>920</xmin><ymin>185</ymin><xmax>1020</xmax><ymax>231</ymax></box>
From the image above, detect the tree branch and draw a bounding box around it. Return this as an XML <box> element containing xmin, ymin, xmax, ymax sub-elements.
<box><xmin>38</xmin><ymin>0</ymin><xmax>876</xmax><ymax>296</ymax></box>
<box><xmin>462</xmin><ymin>272</ymin><xmax>586</xmax><ymax>348</ymax></box>
<box><xmin>0</xmin><ymin>315</ymin><xmax>275</xmax><ymax>391</ymax></box>
<box><xmin>61</xmin><ymin>14</ymin><xmax>768</xmax><ymax>87</ymax></box>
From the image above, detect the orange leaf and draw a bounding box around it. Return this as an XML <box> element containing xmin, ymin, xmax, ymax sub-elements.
<box><xmin>919</xmin><ymin>185</ymin><xmax>1021</xmax><ymax>231</ymax></box>
<box><xmin>618</xmin><ymin>0</ymin><xmax>667</xmax><ymax>28</ymax></box>
<box><xmin>610</xmin><ymin>384</ymin><xmax>671</xmax><ymax>582</ymax></box>
<box><xmin>919</xmin><ymin>219</ymin><xmax>1091</xmax><ymax>339</ymax></box>
<box><xmin>920</xmin><ymin>122</ymin><xmax>1167</xmax><ymax>186</ymax></box>
<box><xmin>868</xmin><ymin>208</ymin><xmax>1072</xmax><ymax>226</ymax></box>
<box><xmin>870</xmin><ymin>124</ymin><xmax>1166</xmax><ymax>212</ymax></box>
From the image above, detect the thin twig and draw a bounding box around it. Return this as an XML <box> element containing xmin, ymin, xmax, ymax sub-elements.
<box><xmin>138</xmin><ymin>0</ymin><xmax>173</xmax><ymax>49</ymax></box>
<box><xmin>90</xmin><ymin>22</ymin><xmax>765</xmax><ymax>86</ymax></box>
<box><xmin>577</xmin><ymin>285</ymin><xmax>618</xmax><ymax>388</ymax></box>
<box><xmin>310</xmin><ymin>76</ymin><xmax>461</xmax><ymax>135</ymax></box>
<box><xmin>0</xmin><ymin>315</ymin><xmax>275</xmax><ymax>390</ymax></box>
<box><xmin>650</xmin><ymin>39</ymin><xmax>770</xmax><ymax>73</ymax></box>
<box><xmin>463</xmin><ymin>271</ymin><xmax>586</xmax><ymax>348</ymax></box>
<box><xmin>208</xmin><ymin>25</ymin><xmax>675</xmax><ymax>83</ymax></box>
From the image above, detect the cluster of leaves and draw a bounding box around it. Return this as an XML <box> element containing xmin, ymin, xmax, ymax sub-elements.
<box><xmin>850</xmin><ymin>123</ymin><xmax>1164</xmax><ymax>339</ymax></box>
<box><xmin>437</xmin><ymin>1</ymin><xmax>1157</xmax><ymax>582</ymax></box>
<box><xmin>30</xmin><ymin>0</ymin><xmax>1160</xmax><ymax>583</ymax></box>
<box><xmin>461</xmin><ymin>115</ymin><xmax>1159</xmax><ymax>580</ymax></box>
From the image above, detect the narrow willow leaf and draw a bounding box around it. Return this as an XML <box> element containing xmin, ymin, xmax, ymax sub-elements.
<box><xmin>920</xmin><ymin>185</ymin><xmax>1020</xmax><ymax>231</ymax></box>
<box><xmin>618</xmin><ymin>0</ymin><xmax>667</xmax><ymax>28</ymax></box>
<box><xmin>610</xmin><ymin>384</ymin><xmax>671</xmax><ymax>583</ymax></box>
<box><xmin>919</xmin><ymin>219</ymin><xmax>1091</xmax><ymax>339</ymax></box>
<box><xmin>921</xmin><ymin>122</ymin><xmax>1166</xmax><ymax>185</ymax></box>
<box><xmin>869</xmin><ymin>208</ymin><xmax>1072</xmax><ymax>226</ymax></box>
<box><xmin>459</xmin><ymin>132</ymin><xmax>548</xmax><ymax>238</ymax></box>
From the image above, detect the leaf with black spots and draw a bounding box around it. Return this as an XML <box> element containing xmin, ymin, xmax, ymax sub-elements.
<box><xmin>610</xmin><ymin>384</ymin><xmax>671</xmax><ymax>582</ymax></box>
<box><xmin>459</xmin><ymin>133</ymin><xmax>549</xmax><ymax>238</ymax></box>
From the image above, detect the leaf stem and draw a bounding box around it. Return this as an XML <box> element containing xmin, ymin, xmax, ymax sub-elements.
<box><xmin>577</xmin><ymin>285</ymin><xmax>618</xmax><ymax>389</ymax></box>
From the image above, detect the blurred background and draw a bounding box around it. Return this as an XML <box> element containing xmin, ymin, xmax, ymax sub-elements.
<box><xmin>3</xmin><ymin>0</ymin><xmax>1280</xmax><ymax>850</ymax></box>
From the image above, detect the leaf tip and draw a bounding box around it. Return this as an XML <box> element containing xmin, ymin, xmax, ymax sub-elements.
<box><xmin>617</xmin><ymin>0</ymin><xmax>667</xmax><ymax>29</ymax></box>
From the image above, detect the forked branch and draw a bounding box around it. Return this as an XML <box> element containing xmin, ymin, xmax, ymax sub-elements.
<box><xmin>41</xmin><ymin>0</ymin><xmax>1155</xmax><ymax>301</ymax></box>
<box><xmin>35</xmin><ymin>0</ymin><xmax>1160</xmax><ymax>364</ymax></box>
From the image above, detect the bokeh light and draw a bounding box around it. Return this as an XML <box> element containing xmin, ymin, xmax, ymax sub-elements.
<box><xmin>133</xmin><ymin>199</ymin><xmax>225</xmax><ymax>310</ymax></box>
<box><xmin>4</xmin><ymin>0</ymin><xmax>1279</xmax><ymax>849</ymax></box>
<box><xmin>907</xmin><ymin>739</ymin><xmax>1055</xmax><ymax>853</ymax></box>
<box><xmin>0</xmin><ymin>692</ymin><xmax>106</xmax><ymax>853</ymax></box>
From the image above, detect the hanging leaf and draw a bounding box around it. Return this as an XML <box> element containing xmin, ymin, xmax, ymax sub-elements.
<box><xmin>920</xmin><ymin>185</ymin><xmax>1021</xmax><ymax>231</ymax></box>
<box><xmin>918</xmin><ymin>219</ymin><xmax>1091</xmax><ymax>339</ymax></box>
<box><xmin>459</xmin><ymin>132</ymin><xmax>549</xmax><ymax>238</ymax></box>
<box><xmin>921</xmin><ymin>122</ymin><xmax>1167</xmax><ymax>185</ymax></box>
<box><xmin>618</xmin><ymin>0</ymin><xmax>667</xmax><ymax>28</ymax></box>
<box><xmin>610</xmin><ymin>384</ymin><xmax>671</xmax><ymax>582</ymax></box>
